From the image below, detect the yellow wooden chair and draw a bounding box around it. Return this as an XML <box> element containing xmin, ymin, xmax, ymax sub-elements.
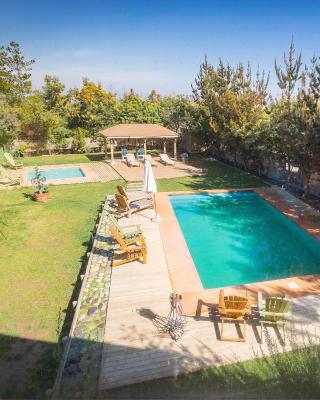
<box><xmin>218</xmin><ymin>289</ymin><xmax>250</xmax><ymax>342</ymax></box>
<box><xmin>109</xmin><ymin>224</ymin><xmax>147</xmax><ymax>267</ymax></box>
<box><xmin>115</xmin><ymin>193</ymin><xmax>153</xmax><ymax>217</ymax></box>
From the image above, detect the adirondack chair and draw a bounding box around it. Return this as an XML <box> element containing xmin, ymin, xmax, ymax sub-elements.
<box><xmin>109</xmin><ymin>224</ymin><xmax>147</xmax><ymax>267</ymax></box>
<box><xmin>108</xmin><ymin>213</ymin><xmax>142</xmax><ymax>240</ymax></box>
<box><xmin>258</xmin><ymin>292</ymin><xmax>292</xmax><ymax>344</ymax></box>
<box><xmin>136</xmin><ymin>147</ymin><xmax>145</xmax><ymax>160</ymax></box>
<box><xmin>4</xmin><ymin>153</ymin><xmax>23</xmax><ymax>169</ymax></box>
<box><xmin>117</xmin><ymin>185</ymin><xmax>151</xmax><ymax>202</ymax></box>
<box><xmin>218</xmin><ymin>289</ymin><xmax>250</xmax><ymax>342</ymax></box>
<box><xmin>121</xmin><ymin>147</ymin><xmax>128</xmax><ymax>160</ymax></box>
<box><xmin>115</xmin><ymin>193</ymin><xmax>153</xmax><ymax>217</ymax></box>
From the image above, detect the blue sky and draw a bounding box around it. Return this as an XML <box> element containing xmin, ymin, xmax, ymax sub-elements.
<box><xmin>1</xmin><ymin>0</ymin><xmax>320</xmax><ymax>97</ymax></box>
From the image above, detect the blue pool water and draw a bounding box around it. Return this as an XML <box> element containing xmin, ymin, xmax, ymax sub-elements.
<box><xmin>27</xmin><ymin>167</ymin><xmax>85</xmax><ymax>182</ymax></box>
<box><xmin>170</xmin><ymin>192</ymin><xmax>320</xmax><ymax>288</ymax></box>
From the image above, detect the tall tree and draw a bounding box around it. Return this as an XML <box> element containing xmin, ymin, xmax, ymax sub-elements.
<box><xmin>0</xmin><ymin>41</ymin><xmax>35</xmax><ymax>101</ymax></box>
<box><xmin>274</xmin><ymin>39</ymin><xmax>302</xmax><ymax>102</ymax></box>
<box><xmin>42</xmin><ymin>75</ymin><xmax>66</xmax><ymax>113</ymax></box>
<box><xmin>296</xmin><ymin>55</ymin><xmax>320</xmax><ymax>193</ymax></box>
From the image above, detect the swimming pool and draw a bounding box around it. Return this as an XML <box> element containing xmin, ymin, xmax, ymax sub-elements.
<box><xmin>170</xmin><ymin>192</ymin><xmax>320</xmax><ymax>289</ymax></box>
<box><xmin>27</xmin><ymin>167</ymin><xmax>85</xmax><ymax>182</ymax></box>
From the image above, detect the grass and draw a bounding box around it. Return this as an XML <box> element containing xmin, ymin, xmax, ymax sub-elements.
<box><xmin>0</xmin><ymin>181</ymin><xmax>121</xmax><ymax>397</ymax></box>
<box><xmin>21</xmin><ymin>153</ymin><xmax>105</xmax><ymax>166</ymax></box>
<box><xmin>157</xmin><ymin>159</ymin><xmax>267</xmax><ymax>192</ymax></box>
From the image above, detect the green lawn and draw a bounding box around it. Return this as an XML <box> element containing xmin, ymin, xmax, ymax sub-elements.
<box><xmin>0</xmin><ymin>157</ymin><xmax>268</xmax><ymax>397</ymax></box>
<box><xmin>157</xmin><ymin>159</ymin><xmax>266</xmax><ymax>191</ymax></box>
<box><xmin>21</xmin><ymin>153</ymin><xmax>105</xmax><ymax>166</ymax></box>
<box><xmin>0</xmin><ymin>181</ymin><xmax>121</xmax><ymax>397</ymax></box>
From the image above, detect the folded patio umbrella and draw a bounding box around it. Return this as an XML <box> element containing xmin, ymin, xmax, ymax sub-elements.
<box><xmin>143</xmin><ymin>160</ymin><xmax>161</xmax><ymax>222</ymax></box>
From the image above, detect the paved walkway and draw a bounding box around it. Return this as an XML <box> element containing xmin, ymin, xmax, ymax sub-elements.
<box><xmin>110</xmin><ymin>158</ymin><xmax>204</xmax><ymax>182</ymax></box>
<box><xmin>98</xmin><ymin>194</ymin><xmax>320</xmax><ymax>391</ymax></box>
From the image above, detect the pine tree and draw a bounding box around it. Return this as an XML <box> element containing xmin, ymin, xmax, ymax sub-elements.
<box><xmin>274</xmin><ymin>39</ymin><xmax>302</xmax><ymax>102</ymax></box>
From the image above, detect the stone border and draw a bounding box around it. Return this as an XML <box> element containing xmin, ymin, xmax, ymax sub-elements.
<box><xmin>53</xmin><ymin>196</ymin><xmax>115</xmax><ymax>398</ymax></box>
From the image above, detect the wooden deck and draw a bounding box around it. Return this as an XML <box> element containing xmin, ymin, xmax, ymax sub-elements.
<box><xmin>98</xmin><ymin>193</ymin><xmax>320</xmax><ymax>391</ymax></box>
<box><xmin>109</xmin><ymin>158</ymin><xmax>204</xmax><ymax>182</ymax></box>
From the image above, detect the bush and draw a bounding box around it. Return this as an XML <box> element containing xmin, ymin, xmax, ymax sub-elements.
<box><xmin>72</xmin><ymin>127</ymin><xmax>89</xmax><ymax>153</ymax></box>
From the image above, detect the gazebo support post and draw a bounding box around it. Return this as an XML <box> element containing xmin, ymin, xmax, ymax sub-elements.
<box><xmin>104</xmin><ymin>137</ymin><xmax>108</xmax><ymax>161</ymax></box>
<box><xmin>173</xmin><ymin>138</ymin><xmax>177</xmax><ymax>160</ymax></box>
<box><xmin>144</xmin><ymin>139</ymin><xmax>147</xmax><ymax>158</ymax></box>
<box><xmin>163</xmin><ymin>140</ymin><xmax>167</xmax><ymax>154</ymax></box>
<box><xmin>110</xmin><ymin>140</ymin><xmax>115</xmax><ymax>165</ymax></box>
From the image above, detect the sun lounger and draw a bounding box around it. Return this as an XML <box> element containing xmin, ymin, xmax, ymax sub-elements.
<box><xmin>0</xmin><ymin>166</ymin><xmax>20</xmax><ymax>186</ymax></box>
<box><xmin>115</xmin><ymin>193</ymin><xmax>153</xmax><ymax>217</ymax></box>
<box><xmin>258</xmin><ymin>292</ymin><xmax>292</xmax><ymax>344</ymax></box>
<box><xmin>108</xmin><ymin>214</ymin><xmax>142</xmax><ymax>240</ymax></box>
<box><xmin>126</xmin><ymin>153</ymin><xmax>140</xmax><ymax>167</ymax></box>
<box><xmin>109</xmin><ymin>224</ymin><xmax>147</xmax><ymax>267</ymax></box>
<box><xmin>145</xmin><ymin>154</ymin><xmax>158</xmax><ymax>167</ymax></box>
<box><xmin>160</xmin><ymin>153</ymin><xmax>175</xmax><ymax>166</ymax></box>
<box><xmin>218</xmin><ymin>289</ymin><xmax>250</xmax><ymax>342</ymax></box>
<box><xmin>3</xmin><ymin>153</ymin><xmax>23</xmax><ymax>169</ymax></box>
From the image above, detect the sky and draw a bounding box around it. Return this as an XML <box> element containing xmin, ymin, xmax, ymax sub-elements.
<box><xmin>1</xmin><ymin>0</ymin><xmax>320</xmax><ymax>97</ymax></box>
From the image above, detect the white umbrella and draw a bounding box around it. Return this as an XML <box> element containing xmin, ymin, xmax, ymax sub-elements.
<box><xmin>143</xmin><ymin>160</ymin><xmax>161</xmax><ymax>222</ymax></box>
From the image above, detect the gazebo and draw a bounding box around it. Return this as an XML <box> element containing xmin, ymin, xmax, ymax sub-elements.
<box><xmin>99</xmin><ymin>123</ymin><xmax>179</xmax><ymax>164</ymax></box>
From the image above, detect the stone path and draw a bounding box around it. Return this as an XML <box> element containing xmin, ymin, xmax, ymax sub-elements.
<box><xmin>55</xmin><ymin>196</ymin><xmax>115</xmax><ymax>399</ymax></box>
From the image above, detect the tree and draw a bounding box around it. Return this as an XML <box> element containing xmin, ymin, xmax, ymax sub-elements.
<box><xmin>0</xmin><ymin>41</ymin><xmax>35</xmax><ymax>101</ymax></box>
<box><xmin>118</xmin><ymin>92</ymin><xmax>161</xmax><ymax>124</ymax></box>
<box><xmin>192</xmin><ymin>57</ymin><xmax>268</xmax><ymax>165</ymax></box>
<box><xmin>296</xmin><ymin>55</ymin><xmax>320</xmax><ymax>193</ymax></box>
<box><xmin>0</xmin><ymin>101</ymin><xmax>20</xmax><ymax>147</ymax></box>
<box><xmin>68</xmin><ymin>79</ymin><xmax>118</xmax><ymax>135</ymax></box>
<box><xmin>275</xmin><ymin>39</ymin><xmax>302</xmax><ymax>102</ymax></box>
<box><xmin>42</xmin><ymin>75</ymin><xmax>66</xmax><ymax>113</ymax></box>
<box><xmin>19</xmin><ymin>92</ymin><xmax>63</xmax><ymax>152</ymax></box>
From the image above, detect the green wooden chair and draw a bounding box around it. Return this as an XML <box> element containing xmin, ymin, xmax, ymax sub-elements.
<box><xmin>258</xmin><ymin>292</ymin><xmax>292</xmax><ymax>344</ymax></box>
<box><xmin>4</xmin><ymin>153</ymin><xmax>23</xmax><ymax>169</ymax></box>
<box><xmin>108</xmin><ymin>213</ymin><xmax>142</xmax><ymax>240</ymax></box>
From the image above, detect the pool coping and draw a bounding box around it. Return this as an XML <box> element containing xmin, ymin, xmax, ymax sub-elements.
<box><xmin>21</xmin><ymin>163</ymin><xmax>105</xmax><ymax>186</ymax></box>
<box><xmin>156</xmin><ymin>187</ymin><xmax>320</xmax><ymax>315</ymax></box>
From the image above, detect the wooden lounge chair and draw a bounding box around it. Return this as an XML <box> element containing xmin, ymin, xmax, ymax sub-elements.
<box><xmin>4</xmin><ymin>153</ymin><xmax>23</xmax><ymax>169</ymax></box>
<box><xmin>108</xmin><ymin>213</ymin><xmax>142</xmax><ymax>240</ymax></box>
<box><xmin>0</xmin><ymin>166</ymin><xmax>20</xmax><ymax>186</ymax></box>
<box><xmin>218</xmin><ymin>289</ymin><xmax>250</xmax><ymax>342</ymax></box>
<box><xmin>258</xmin><ymin>292</ymin><xmax>292</xmax><ymax>344</ymax></box>
<box><xmin>126</xmin><ymin>153</ymin><xmax>140</xmax><ymax>167</ymax></box>
<box><xmin>117</xmin><ymin>185</ymin><xmax>151</xmax><ymax>202</ymax></box>
<box><xmin>115</xmin><ymin>193</ymin><xmax>153</xmax><ymax>216</ymax></box>
<box><xmin>160</xmin><ymin>153</ymin><xmax>175</xmax><ymax>166</ymax></box>
<box><xmin>109</xmin><ymin>224</ymin><xmax>147</xmax><ymax>267</ymax></box>
<box><xmin>145</xmin><ymin>154</ymin><xmax>158</xmax><ymax>167</ymax></box>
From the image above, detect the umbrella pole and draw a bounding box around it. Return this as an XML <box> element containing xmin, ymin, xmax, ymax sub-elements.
<box><xmin>152</xmin><ymin>193</ymin><xmax>162</xmax><ymax>222</ymax></box>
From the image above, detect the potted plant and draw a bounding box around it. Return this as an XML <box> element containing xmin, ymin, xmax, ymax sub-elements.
<box><xmin>31</xmin><ymin>167</ymin><xmax>50</xmax><ymax>202</ymax></box>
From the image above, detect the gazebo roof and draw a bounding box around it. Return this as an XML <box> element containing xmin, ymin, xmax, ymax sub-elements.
<box><xmin>99</xmin><ymin>124</ymin><xmax>178</xmax><ymax>139</ymax></box>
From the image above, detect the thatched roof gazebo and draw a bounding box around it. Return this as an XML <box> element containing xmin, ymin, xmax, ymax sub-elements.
<box><xmin>99</xmin><ymin>123</ymin><xmax>178</xmax><ymax>164</ymax></box>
